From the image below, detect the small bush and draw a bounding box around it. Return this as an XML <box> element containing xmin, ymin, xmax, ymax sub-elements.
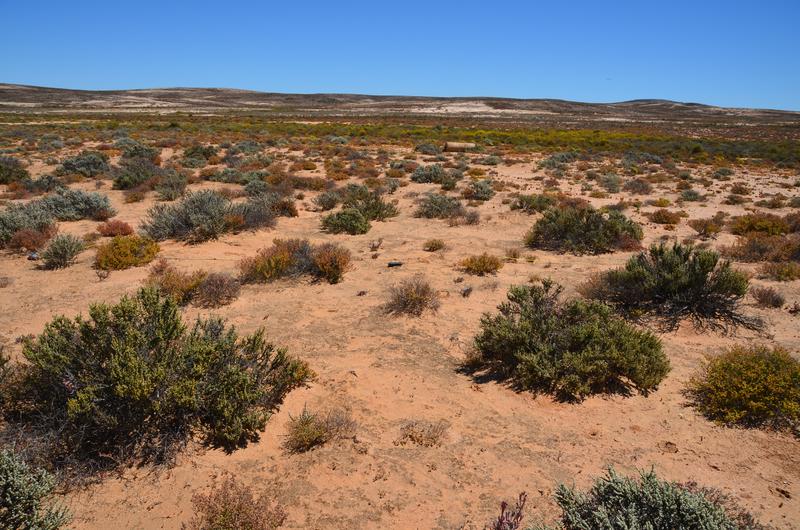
<box><xmin>623</xmin><ymin>178</ymin><xmax>653</xmax><ymax>195</ymax></box>
<box><xmin>36</xmin><ymin>189</ymin><xmax>114</xmax><ymax>221</ymax></box>
<box><xmin>730</xmin><ymin>212</ymin><xmax>789</xmax><ymax>236</ymax></box>
<box><xmin>423</xmin><ymin>238</ymin><xmax>445</xmax><ymax>251</ymax></box>
<box><xmin>524</xmin><ymin>206</ymin><xmax>642</xmax><ymax>254</ymax></box>
<box><xmin>111</xmin><ymin>156</ymin><xmax>160</xmax><ymax>190</ymax></box>
<box><xmin>146</xmin><ymin>259</ymin><xmax>207</xmax><ymax>304</ymax></box>
<box><xmin>283</xmin><ymin>407</ymin><xmax>356</xmax><ymax>453</ymax></box>
<box><xmin>536</xmin><ymin>468</ymin><xmax>762</xmax><ymax>529</ymax></box>
<box><xmin>0</xmin><ymin>204</ymin><xmax>56</xmax><ymax>248</ymax></box>
<box><xmin>142</xmin><ymin>190</ymin><xmax>230</xmax><ymax>242</ymax></box>
<box><xmin>688</xmin><ymin>216</ymin><xmax>723</xmax><ymax>239</ymax></box>
<box><xmin>751</xmin><ymin>286</ymin><xmax>784</xmax><ymax>308</ymax></box>
<box><xmin>384</xmin><ymin>275</ymin><xmax>441</xmax><ymax>316</ymax></box>
<box><xmin>194</xmin><ymin>273</ymin><xmax>241</xmax><ymax>308</ymax></box>
<box><xmin>96</xmin><ymin>219</ymin><xmax>134</xmax><ymax>237</ymax></box>
<box><xmin>411</xmin><ymin>164</ymin><xmax>446</xmax><ymax>183</ymax></box>
<box><xmin>185</xmin><ymin>476</ymin><xmax>286</xmax><ymax>530</ymax></box>
<box><xmin>0</xmin><ymin>156</ymin><xmax>29</xmax><ymax>184</ymax></box>
<box><xmin>321</xmin><ymin>208</ymin><xmax>371</xmax><ymax>235</ymax></box>
<box><xmin>680</xmin><ymin>188</ymin><xmax>704</xmax><ymax>202</ymax></box>
<box><xmin>0</xmin><ymin>450</ymin><xmax>70</xmax><ymax>530</ymax></box>
<box><xmin>473</xmin><ymin>281</ymin><xmax>668</xmax><ymax>401</ymax></box>
<box><xmin>3</xmin><ymin>288</ymin><xmax>311</xmax><ymax>471</ymax></box>
<box><xmin>8</xmin><ymin>226</ymin><xmax>56</xmax><ymax>252</ymax></box>
<box><xmin>460</xmin><ymin>253</ymin><xmax>503</xmax><ymax>276</ymax></box>
<box><xmin>686</xmin><ymin>345</ymin><xmax>799</xmax><ymax>433</ymax></box>
<box><xmin>58</xmin><ymin>150</ymin><xmax>109</xmax><ymax>177</ymax></box>
<box><xmin>723</xmin><ymin>233</ymin><xmax>800</xmax><ymax>262</ymax></box>
<box><xmin>313</xmin><ymin>190</ymin><xmax>340</xmax><ymax>211</ymax></box>
<box><xmin>588</xmin><ymin>243</ymin><xmax>758</xmax><ymax>331</ymax></box>
<box><xmin>462</xmin><ymin>179</ymin><xmax>495</xmax><ymax>201</ymax></box>
<box><xmin>511</xmin><ymin>193</ymin><xmax>556</xmax><ymax>214</ymax></box>
<box><xmin>342</xmin><ymin>190</ymin><xmax>398</xmax><ymax>221</ymax></box>
<box><xmin>95</xmin><ymin>235</ymin><xmax>160</xmax><ymax>270</ymax></box>
<box><xmin>646</xmin><ymin>208</ymin><xmax>681</xmax><ymax>225</ymax></box>
<box><xmin>760</xmin><ymin>261</ymin><xmax>800</xmax><ymax>281</ymax></box>
<box><xmin>414</xmin><ymin>193</ymin><xmax>466</xmax><ymax>219</ymax></box>
<box><xmin>239</xmin><ymin>239</ymin><xmax>351</xmax><ymax>284</ymax></box>
<box><xmin>41</xmin><ymin>234</ymin><xmax>84</xmax><ymax>269</ymax></box>
<box><xmin>154</xmin><ymin>170</ymin><xmax>187</xmax><ymax>201</ymax></box>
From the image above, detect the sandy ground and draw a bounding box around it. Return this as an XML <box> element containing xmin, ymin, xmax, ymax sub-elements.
<box><xmin>1</xmin><ymin>147</ymin><xmax>799</xmax><ymax>529</ymax></box>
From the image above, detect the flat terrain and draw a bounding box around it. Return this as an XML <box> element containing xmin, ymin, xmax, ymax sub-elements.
<box><xmin>0</xmin><ymin>99</ymin><xmax>799</xmax><ymax>529</ymax></box>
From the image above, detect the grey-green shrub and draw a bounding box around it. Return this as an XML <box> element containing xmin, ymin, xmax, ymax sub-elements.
<box><xmin>58</xmin><ymin>150</ymin><xmax>109</xmax><ymax>177</ymax></box>
<box><xmin>0</xmin><ymin>450</ymin><xmax>70</xmax><ymax>530</ymax></box>
<box><xmin>532</xmin><ymin>468</ymin><xmax>760</xmax><ymax>529</ymax></box>
<box><xmin>321</xmin><ymin>208</ymin><xmax>371</xmax><ymax>234</ymax></box>
<box><xmin>142</xmin><ymin>190</ymin><xmax>231</xmax><ymax>242</ymax></box>
<box><xmin>411</xmin><ymin>164</ymin><xmax>446</xmax><ymax>184</ymax></box>
<box><xmin>0</xmin><ymin>156</ymin><xmax>29</xmax><ymax>184</ymax></box>
<box><xmin>37</xmin><ymin>189</ymin><xmax>114</xmax><ymax>221</ymax></box>
<box><xmin>463</xmin><ymin>179</ymin><xmax>495</xmax><ymax>201</ymax></box>
<box><xmin>112</xmin><ymin>156</ymin><xmax>160</xmax><ymax>190</ymax></box>
<box><xmin>524</xmin><ymin>206</ymin><xmax>642</xmax><ymax>254</ymax></box>
<box><xmin>474</xmin><ymin>280</ymin><xmax>668</xmax><ymax>401</ymax></box>
<box><xmin>154</xmin><ymin>170</ymin><xmax>187</xmax><ymax>201</ymax></box>
<box><xmin>414</xmin><ymin>193</ymin><xmax>466</xmax><ymax>219</ymax></box>
<box><xmin>587</xmin><ymin>243</ymin><xmax>758</xmax><ymax>331</ymax></box>
<box><xmin>41</xmin><ymin>234</ymin><xmax>84</xmax><ymax>269</ymax></box>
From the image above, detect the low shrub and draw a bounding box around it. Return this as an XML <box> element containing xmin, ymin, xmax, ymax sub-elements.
<box><xmin>0</xmin><ymin>204</ymin><xmax>55</xmax><ymax>248</ymax></box>
<box><xmin>0</xmin><ymin>450</ymin><xmax>70</xmax><ymax>530</ymax></box>
<box><xmin>411</xmin><ymin>164</ymin><xmax>446</xmax><ymax>183</ymax></box>
<box><xmin>473</xmin><ymin>281</ymin><xmax>668</xmax><ymax>401</ymax></box>
<box><xmin>194</xmin><ymin>273</ymin><xmax>241</xmax><ymax>308</ymax></box>
<box><xmin>414</xmin><ymin>193</ymin><xmax>466</xmax><ymax>219</ymax></box>
<box><xmin>423</xmin><ymin>238</ymin><xmax>445</xmax><ymax>251</ymax></box>
<box><xmin>313</xmin><ymin>190</ymin><xmax>340</xmax><ymax>211</ymax></box>
<box><xmin>154</xmin><ymin>170</ymin><xmax>187</xmax><ymax>201</ymax></box>
<box><xmin>729</xmin><ymin>212</ymin><xmax>789</xmax><ymax>236</ymax></box>
<box><xmin>524</xmin><ymin>206</ymin><xmax>642</xmax><ymax>254</ymax></box>
<box><xmin>751</xmin><ymin>286</ymin><xmax>785</xmax><ymax>308</ymax></box>
<box><xmin>623</xmin><ymin>177</ymin><xmax>653</xmax><ymax>194</ymax></box>
<box><xmin>145</xmin><ymin>259</ymin><xmax>207</xmax><ymax>304</ymax></box>
<box><xmin>30</xmin><ymin>189</ymin><xmax>114</xmax><ymax>222</ymax></box>
<box><xmin>460</xmin><ymin>253</ymin><xmax>503</xmax><ymax>276</ymax></box>
<box><xmin>462</xmin><ymin>179</ymin><xmax>495</xmax><ymax>201</ymax></box>
<box><xmin>531</xmin><ymin>468</ymin><xmax>764</xmax><ymax>529</ymax></box>
<box><xmin>41</xmin><ymin>234</ymin><xmax>84</xmax><ymax>269</ymax></box>
<box><xmin>95</xmin><ymin>235</ymin><xmax>160</xmax><ymax>270</ymax></box>
<box><xmin>588</xmin><ymin>243</ymin><xmax>758</xmax><ymax>331</ymax></box>
<box><xmin>384</xmin><ymin>275</ymin><xmax>441</xmax><ymax>316</ymax></box>
<box><xmin>142</xmin><ymin>190</ymin><xmax>230</xmax><ymax>242</ymax></box>
<box><xmin>321</xmin><ymin>208</ymin><xmax>371</xmax><ymax>235</ymax></box>
<box><xmin>111</xmin><ymin>156</ymin><xmax>160</xmax><ymax>190</ymax></box>
<box><xmin>342</xmin><ymin>190</ymin><xmax>398</xmax><ymax>221</ymax></box>
<box><xmin>646</xmin><ymin>208</ymin><xmax>681</xmax><ymax>225</ymax></box>
<box><xmin>58</xmin><ymin>150</ymin><xmax>109</xmax><ymax>177</ymax></box>
<box><xmin>723</xmin><ymin>233</ymin><xmax>800</xmax><ymax>262</ymax></box>
<box><xmin>185</xmin><ymin>477</ymin><xmax>286</xmax><ymax>530</ymax></box>
<box><xmin>680</xmin><ymin>188</ymin><xmax>704</xmax><ymax>202</ymax></box>
<box><xmin>239</xmin><ymin>239</ymin><xmax>351</xmax><ymax>284</ymax></box>
<box><xmin>686</xmin><ymin>345</ymin><xmax>799</xmax><ymax>433</ymax></box>
<box><xmin>0</xmin><ymin>156</ymin><xmax>29</xmax><ymax>184</ymax></box>
<box><xmin>688</xmin><ymin>215</ymin><xmax>724</xmax><ymax>239</ymax></box>
<box><xmin>2</xmin><ymin>288</ymin><xmax>311</xmax><ymax>472</ymax></box>
<box><xmin>283</xmin><ymin>407</ymin><xmax>356</xmax><ymax>453</ymax></box>
<box><xmin>8</xmin><ymin>226</ymin><xmax>57</xmax><ymax>252</ymax></box>
<box><xmin>96</xmin><ymin>219</ymin><xmax>134</xmax><ymax>237</ymax></box>
<box><xmin>510</xmin><ymin>193</ymin><xmax>556</xmax><ymax>213</ymax></box>
<box><xmin>760</xmin><ymin>261</ymin><xmax>800</xmax><ymax>281</ymax></box>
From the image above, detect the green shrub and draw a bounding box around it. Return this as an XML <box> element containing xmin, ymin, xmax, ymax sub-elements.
<box><xmin>511</xmin><ymin>193</ymin><xmax>557</xmax><ymax>213</ymax></box>
<box><xmin>588</xmin><ymin>243</ymin><xmax>758</xmax><ymax>331</ymax></box>
<box><xmin>0</xmin><ymin>156</ymin><xmax>29</xmax><ymax>184</ymax></box>
<box><xmin>321</xmin><ymin>208</ymin><xmax>371</xmax><ymax>235</ymax></box>
<box><xmin>4</xmin><ymin>288</ymin><xmax>311</xmax><ymax>471</ymax></box>
<box><xmin>185</xmin><ymin>476</ymin><xmax>286</xmax><ymax>530</ymax></box>
<box><xmin>524</xmin><ymin>206</ymin><xmax>642</xmax><ymax>254</ymax></box>
<box><xmin>41</xmin><ymin>234</ymin><xmax>84</xmax><ymax>269</ymax></box>
<box><xmin>473</xmin><ymin>281</ymin><xmax>668</xmax><ymax>401</ymax></box>
<box><xmin>686</xmin><ymin>345</ymin><xmax>799</xmax><ymax>433</ymax></box>
<box><xmin>37</xmin><ymin>189</ymin><xmax>114</xmax><ymax>221</ymax></box>
<box><xmin>0</xmin><ymin>205</ymin><xmax>55</xmax><ymax>248</ymax></box>
<box><xmin>460</xmin><ymin>253</ymin><xmax>503</xmax><ymax>275</ymax></box>
<box><xmin>411</xmin><ymin>164</ymin><xmax>446</xmax><ymax>183</ymax></box>
<box><xmin>0</xmin><ymin>450</ymin><xmax>70</xmax><ymax>530</ymax></box>
<box><xmin>414</xmin><ymin>193</ymin><xmax>466</xmax><ymax>219</ymax></box>
<box><xmin>680</xmin><ymin>188</ymin><xmax>704</xmax><ymax>201</ymax></box>
<box><xmin>729</xmin><ymin>212</ymin><xmax>789</xmax><ymax>236</ymax></box>
<box><xmin>342</xmin><ymin>190</ymin><xmax>398</xmax><ymax>221</ymax></box>
<box><xmin>58</xmin><ymin>150</ymin><xmax>109</xmax><ymax>177</ymax></box>
<box><xmin>111</xmin><ymin>156</ymin><xmax>160</xmax><ymax>190</ymax></box>
<box><xmin>95</xmin><ymin>235</ymin><xmax>160</xmax><ymax>270</ymax></box>
<box><xmin>534</xmin><ymin>468</ymin><xmax>761</xmax><ymax>529</ymax></box>
<box><xmin>313</xmin><ymin>190</ymin><xmax>341</xmax><ymax>211</ymax></box>
<box><xmin>154</xmin><ymin>169</ymin><xmax>187</xmax><ymax>201</ymax></box>
<box><xmin>142</xmin><ymin>190</ymin><xmax>230</xmax><ymax>242</ymax></box>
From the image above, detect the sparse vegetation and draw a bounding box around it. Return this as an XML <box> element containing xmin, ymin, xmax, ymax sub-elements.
<box><xmin>384</xmin><ymin>275</ymin><xmax>441</xmax><ymax>316</ymax></box>
<box><xmin>283</xmin><ymin>407</ymin><xmax>356</xmax><ymax>453</ymax></box>
<box><xmin>184</xmin><ymin>476</ymin><xmax>286</xmax><ymax>530</ymax></box>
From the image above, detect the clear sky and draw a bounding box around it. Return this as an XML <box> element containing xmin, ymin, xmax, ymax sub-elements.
<box><xmin>1</xmin><ymin>0</ymin><xmax>798</xmax><ymax>110</ymax></box>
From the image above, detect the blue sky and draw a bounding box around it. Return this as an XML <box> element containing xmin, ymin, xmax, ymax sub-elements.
<box><xmin>1</xmin><ymin>1</ymin><xmax>798</xmax><ymax>110</ymax></box>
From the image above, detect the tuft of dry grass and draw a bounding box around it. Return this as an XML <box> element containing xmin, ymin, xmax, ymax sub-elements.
<box><xmin>384</xmin><ymin>275</ymin><xmax>441</xmax><ymax>316</ymax></box>
<box><xmin>283</xmin><ymin>407</ymin><xmax>356</xmax><ymax>454</ymax></box>
<box><xmin>394</xmin><ymin>419</ymin><xmax>449</xmax><ymax>447</ymax></box>
<box><xmin>423</xmin><ymin>238</ymin><xmax>445</xmax><ymax>252</ymax></box>
<box><xmin>751</xmin><ymin>286</ymin><xmax>784</xmax><ymax>308</ymax></box>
